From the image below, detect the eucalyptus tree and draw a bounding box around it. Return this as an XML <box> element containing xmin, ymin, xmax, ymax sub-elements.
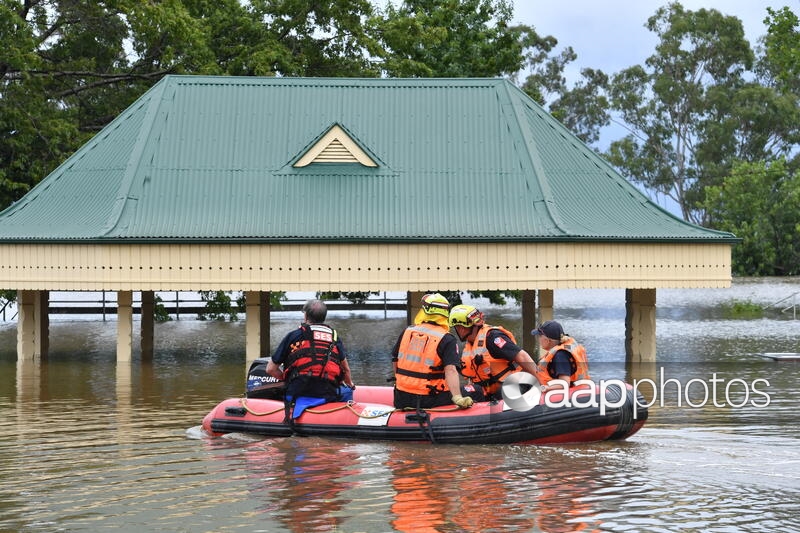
<box><xmin>763</xmin><ymin>6</ymin><xmax>800</xmax><ymax>91</ymax></box>
<box><xmin>604</xmin><ymin>2</ymin><xmax>799</xmax><ymax>226</ymax></box>
<box><xmin>758</xmin><ymin>6</ymin><xmax>800</xmax><ymax>169</ymax></box>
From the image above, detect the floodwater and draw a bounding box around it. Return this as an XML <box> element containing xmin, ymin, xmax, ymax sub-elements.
<box><xmin>1</xmin><ymin>278</ymin><xmax>799</xmax><ymax>532</ymax></box>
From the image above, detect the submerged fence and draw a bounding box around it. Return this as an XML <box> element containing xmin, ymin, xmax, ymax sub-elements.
<box><xmin>764</xmin><ymin>291</ymin><xmax>799</xmax><ymax>320</ymax></box>
<box><xmin>1</xmin><ymin>291</ymin><xmax>408</xmax><ymax>322</ymax></box>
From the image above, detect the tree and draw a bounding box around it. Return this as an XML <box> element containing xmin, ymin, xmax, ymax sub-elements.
<box><xmin>603</xmin><ymin>2</ymin><xmax>799</xmax><ymax>226</ymax></box>
<box><xmin>1</xmin><ymin>0</ymin><xmax>214</xmax><ymax>208</ymax></box>
<box><xmin>372</xmin><ymin>0</ymin><xmax>524</xmax><ymax>77</ymax></box>
<box><xmin>763</xmin><ymin>6</ymin><xmax>800</xmax><ymax>90</ymax></box>
<box><xmin>318</xmin><ymin>291</ymin><xmax>379</xmax><ymax>305</ymax></box>
<box><xmin>758</xmin><ymin>6</ymin><xmax>800</xmax><ymax>170</ymax></box>
<box><xmin>0</xmin><ymin>0</ymin><xmax>382</xmax><ymax>211</ymax></box>
<box><xmin>703</xmin><ymin>159</ymin><xmax>800</xmax><ymax>276</ymax></box>
<box><xmin>244</xmin><ymin>0</ymin><xmax>380</xmax><ymax>76</ymax></box>
<box><xmin>371</xmin><ymin>0</ymin><xmax>608</xmax><ymax>144</ymax></box>
<box><xmin>546</xmin><ymin>67</ymin><xmax>610</xmax><ymax>146</ymax></box>
<box><xmin>605</xmin><ymin>3</ymin><xmax>755</xmax><ymax>225</ymax></box>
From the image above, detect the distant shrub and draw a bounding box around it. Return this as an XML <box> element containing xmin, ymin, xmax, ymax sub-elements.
<box><xmin>198</xmin><ymin>291</ymin><xmax>238</xmax><ymax>321</ymax></box>
<box><xmin>720</xmin><ymin>299</ymin><xmax>764</xmax><ymax>319</ymax></box>
<box><xmin>153</xmin><ymin>295</ymin><xmax>171</xmax><ymax>322</ymax></box>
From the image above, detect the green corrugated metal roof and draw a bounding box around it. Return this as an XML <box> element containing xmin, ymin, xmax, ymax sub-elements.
<box><xmin>0</xmin><ymin>75</ymin><xmax>737</xmax><ymax>243</ymax></box>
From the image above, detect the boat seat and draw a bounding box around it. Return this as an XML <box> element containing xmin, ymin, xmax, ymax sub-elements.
<box><xmin>288</xmin><ymin>396</ymin><xmax>328</xmax><ymax>418</ymax></box>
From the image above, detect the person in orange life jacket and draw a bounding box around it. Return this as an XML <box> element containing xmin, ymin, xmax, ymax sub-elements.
<box><xmin>266</xmin><ymin>299</ymin><xmax>355</xmax><ymax>403</ymax></box>
<box><xmin>392</xmin><ymin>293</ymin><xmax>476</xmax><ymax>409</ymax></box>
<box><xmin>530</xmin><ymin>320</ymin><xmax>591</xmax><ymax>390</ymax></box>
<box><xmin>449</xmin><ymin>304</ymin><xmax>538</xmax><ymax>400</ymax></box>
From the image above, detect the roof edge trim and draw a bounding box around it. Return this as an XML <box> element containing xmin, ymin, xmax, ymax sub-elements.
<box><xmin>0</xmin><ymin>235</ymin><xmax>742</xmax><ymax>245</ymax></box>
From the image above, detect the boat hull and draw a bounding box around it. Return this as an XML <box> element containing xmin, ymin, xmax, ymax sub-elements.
<box><xmin>202</xmin><ymin>383</ymin><xmax>647</xmax><ymax>445</ymax></box>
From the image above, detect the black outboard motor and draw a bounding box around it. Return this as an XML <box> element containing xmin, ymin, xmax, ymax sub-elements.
<box><xmin>245</xmin><ymin>357</ymin><xmax>286</xmax><ymax>400</ymax></box>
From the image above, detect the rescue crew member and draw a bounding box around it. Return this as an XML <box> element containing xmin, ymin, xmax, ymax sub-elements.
<box><xmin>266</xmin><ymin>299</ymin><xmax>355</xmax><ymax>402</ymax></box>
<box><xmin>392</xmin><ymin>293</ymin><xmax>474</xmax><ymax>409</ymax></box>
<box><xmin>449</xmin><ymin>304</ymin><xmax>538</xmax><ymax>400</ymax></box>
<box><xmin>530</xmin><ymin>320</ymin><xmax>591</xmax><ymax>389</ymax></box>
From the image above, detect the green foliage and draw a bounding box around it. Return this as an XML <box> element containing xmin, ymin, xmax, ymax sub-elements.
<box><xmin>703</xmin><ymin>159</ymin><xmax>800</xmax><ymax>276</ymax></box>
<box><xmin>153</xmin><ymin>294</ymin><xmax>172</xmax><ymax>323</ymax></box>
<box><xmin>547</xmin><ymin>68</ymin><xmax>611</xmax><ymax>146</ymax></box>
<box><xmin>197</xmin><ymin>290</ymin><xmax>239</xmax><ymax>321</ymax></box>
<box><xmin>1</xmin><ymin>289</ymin><xmax>16</xmax><ymax>305</ymax></box>
<box><xmin>466</xmin><ymin>290</ymin><xmax>520</xmax><ymax>306</ymax></box>
<box><xmin>270</xmin><ymin>291</ymin><xmax>286</xmax><ymax>310</ymax></box>
<box><xmin>245</xmin><ymin>0</ymin><xmax>380</xmax><ymax>76</ymax></box>
<box><xmin>418</xmin><ymin>290</ymin><xmax>518</xmax><ymax>307</ymax></box>
<box><xmin>318</xmin><ymin>291</ymin><xmax>379</xmax><ymax>305</ymax></box>
<box><xmin>719</xmin><ymin>299</ymin><xmax>764</xmax><ymax>319</ymax></box>
<box><xmin>604</xmin><ymin>2</ymin><xmax>799</xmax><ymax>226</ymax></box>
<box><xmin>373</xmin><ymin>0</ymin><xmax>523</xmax><ymax>77</ymax></box>
<box><xmin>235</xmin><ymin>292</ymin><xmax>246</xmax><ymax>313</ymax></box>
<box><xmin>517</xmin><ymin>30</ymin><xmax>610</xmax><ymax>146</ymax></box>
<box><xmin>763</xmin><ymin>7</ymin><xmax>800</xmax><ymax>91</ymax></box>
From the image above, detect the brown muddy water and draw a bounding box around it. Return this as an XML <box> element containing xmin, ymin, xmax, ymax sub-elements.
<box><xmin>1</xmin><ymin>278</ymin><xmax>799</xmax><ymax>532</ymax></box>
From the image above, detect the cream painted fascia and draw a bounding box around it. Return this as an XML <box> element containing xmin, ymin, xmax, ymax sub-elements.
<box><xmin>293</xmin><ymin>125</ymin><xmax>377</xmax><ymax>167</ymax></box>
<box><xmin>0</xmin><ymin>242</ymin><xmax>732</xmax><ymax>291</ymax></box>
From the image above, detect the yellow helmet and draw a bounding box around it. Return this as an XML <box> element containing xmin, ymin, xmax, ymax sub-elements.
<box><xmin>448</xmin><ymin>304</ymin><xmax>484</xmax><ymax>328</ymax></box>
<box><xmin>420</xmin><ymin>293</ymin><xmax>451</xmax><ymax>318</ymax></box>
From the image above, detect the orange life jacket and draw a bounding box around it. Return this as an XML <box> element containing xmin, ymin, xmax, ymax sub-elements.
<box><xmin>534</xmin><ymin>335</ymin><xmax>591</xmax><ymax>386</ymax></box>
<box><xmin>283</xmin><ymin>324</ymin><xmax>343</xmax><ymax>384</ymax></box>
<box><xmin>460</xmin><ymin>325</ymin><xmax>521</xmax><ymax>397</ymax></box>
<box><xmin>395</xmin><ymin>323</ymin><xmax>448</xmax><ymax>396</ymax></box>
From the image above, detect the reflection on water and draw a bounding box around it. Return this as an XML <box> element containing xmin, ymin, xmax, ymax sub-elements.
<box><xmin>1</xmin><ymin>278</ymin><xmax>799</xmax><ymax>532</ymax></box>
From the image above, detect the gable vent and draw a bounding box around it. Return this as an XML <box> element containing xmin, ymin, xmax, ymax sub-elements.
<box><xmin>315</xmin><ymin>139</ymin><xmax>356</xmax><ymax>162</ymax></box>
<box><xmin>294</xmin><ymin>124</ymin><xmax>377</xmax><ymax>167</ymax></box>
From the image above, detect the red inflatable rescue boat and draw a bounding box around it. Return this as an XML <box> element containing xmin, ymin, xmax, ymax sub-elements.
<box><xmin>202</xmin><ymin>382</ymin><xmax>647</xmax><ymax>445</ymax></box>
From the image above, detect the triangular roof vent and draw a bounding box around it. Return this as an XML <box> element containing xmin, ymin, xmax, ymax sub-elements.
<box><xmin>294</xmin><ymin>124</ymin><xmax>377</xmax><ymax>167</ymax></box>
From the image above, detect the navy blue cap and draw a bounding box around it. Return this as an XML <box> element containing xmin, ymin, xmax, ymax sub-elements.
<box><xmin>531</xmin><ymin>320</ymin><xmax>564</xmax><ymax>341</ymax></box>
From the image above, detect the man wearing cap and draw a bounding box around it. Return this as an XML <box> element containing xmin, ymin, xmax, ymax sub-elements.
<box><xmin>531</xmin><ymin>320</ymin><xmax>591</xmax><ymax>390</ymax></box>
<box><xmin>392</xmin><ymin>293</ymin><xmax>474</xmax><ymax>409</ymax></box>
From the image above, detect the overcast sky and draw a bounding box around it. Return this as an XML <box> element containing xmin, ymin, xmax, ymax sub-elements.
<box><xmin>512</xmin><ymin>0</ymin><xmax>791</xmax><ymax>84</ymax></box>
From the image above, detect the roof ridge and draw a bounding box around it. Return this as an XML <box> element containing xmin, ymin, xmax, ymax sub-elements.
<box><xmin>167</xmin><ymin>74</ymin><xmax>507</xmax><ymax>86</ymax></box>
<box><xmin>101</xmin><ymin>77</ymin><xmax>171</xmax><ymax>237</ymax></box>
<box><xmin>499</xmin><ymin>81</ymin><xmax>567</xmax><ymax>235</ymax></box>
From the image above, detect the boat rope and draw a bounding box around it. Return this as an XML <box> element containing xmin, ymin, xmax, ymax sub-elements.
<box><xmin>306</xmin><ymin>401</ymin><xmax>393</xmax><ymax>418</ymax></box>
<box><xmin>238</xmin><ymin>398</ymin><xmax>284</xmax><ymax>416</ymax></box>
<box><xmin>304</xmin><ymin>401</ymin><xmax>462</xmax><ymax>418</ymax></box>
<box><xmin>408</xmin><ymin>405</ymin><xmax>461</xmax><ymax>412</ymax></box>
